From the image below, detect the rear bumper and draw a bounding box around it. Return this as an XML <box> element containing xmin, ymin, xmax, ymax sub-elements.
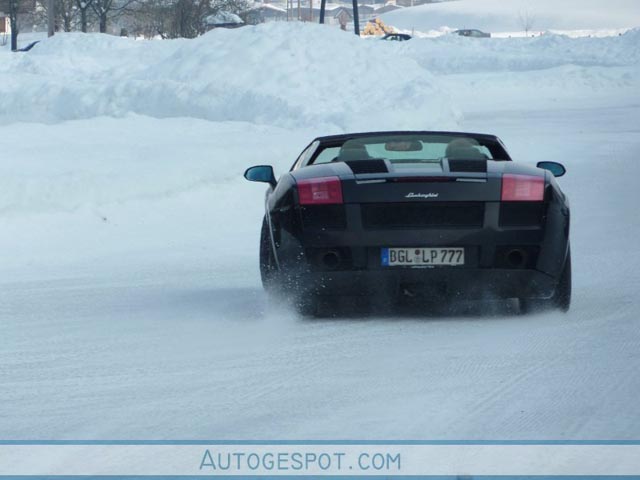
<box><xmin>285</xmin><ymin>267</ymin><xmax>557</xmax><ymax>300</ymax></box>
<box><xmin>270</xmin><ymin>199</ymin><xmax>569</xmax><ymax>300</ymax></box>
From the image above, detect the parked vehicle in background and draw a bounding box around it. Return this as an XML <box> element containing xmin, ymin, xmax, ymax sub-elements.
<box><xmin>453</xmin><ymin>29</ymin><xmax>491</xmax><ymax>38</ymax></box>
<box><xmin>381</xmin><ymin>33</ymin><xmax>412</xmax><ymax>41</ymax></box>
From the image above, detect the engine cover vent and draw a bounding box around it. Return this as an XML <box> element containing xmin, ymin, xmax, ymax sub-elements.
<box><xmin>449</xmin><ymin>159</ymin><xmax>487</xmax><ymax>173</ymax></box>
<box><xmin>345</xmin><ymin>159</ymin><xmax>389</xmax><ymax>174</ymax></box>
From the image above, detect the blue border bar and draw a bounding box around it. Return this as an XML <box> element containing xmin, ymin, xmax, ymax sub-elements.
<box><xmin>1</xmin><ymin>440</ymin><xmax>639</xmax><ymax>445</ymax></box>
<box><xmin>2</xmin><ymin>476</ymin><xmax>640</xmax><ymax>479</ymax></box>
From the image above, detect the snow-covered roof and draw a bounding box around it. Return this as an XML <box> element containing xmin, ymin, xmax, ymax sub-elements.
<box><xmin>374</xmin><ymin>3</ymin><xmax>402</xmax><ymax>13</ymax></box>
<box><xmin>316</xmin><ymin>3</ymin><xmax>344</xmax><ymax>11</ymax></box>
<box><xmin>205</xmin><ymin>11</ymin><xmax>244</xmax><ymax>26</ymax></box>
<box><xmin>246</xmin><ymin>2</ymin><xmax>286</xmax><ymax>13</ymax></box>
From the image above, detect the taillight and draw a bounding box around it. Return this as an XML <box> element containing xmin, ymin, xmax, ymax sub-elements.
<box><xmin>501</xmin><ymin>174</ymin><xmax>544</xmax><ymax>202</ymax></box>
<box><xmin>297</xmin><ymin>176</ymin><xmax>343</xmax><ymax>205</ymax></box>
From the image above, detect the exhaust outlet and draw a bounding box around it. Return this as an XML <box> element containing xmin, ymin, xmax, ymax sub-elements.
<box><xmin>506</xmin><ymin>249</ymin><xmax>527</xmax><ymax>268</ymax></box>
<box><xmin>321</xmin><ymin>250</ymin><xmax>342</xmax><ymax>270</ymax></box>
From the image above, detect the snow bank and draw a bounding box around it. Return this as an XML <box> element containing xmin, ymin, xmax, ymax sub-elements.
<box><xmin>2</xmin><ymin>24</ymin><xmax>639</xmax><ymax>215</ymax></box>
<box><xmin>0</xmin><ymin>23</ymin><xmax>457</xmax><ymax>131</ymax></box>
<box><xmin>0</xmin><ymin>117</ymin><xmax>310</xmax><ymax>215</ymax></box>
<box><xmin>3</xmin><ymin>23</ymin><xmax>638</xmax><ymax>132</ymax></box>
<box><xmin>382</xmin><ymin>0</ymin><xmax>640</xmax><ymax>34</ymax></box>
<box><xmin>402</xmin><ymin>28</ymin><xmax>640</xmax><ymax>74</ymax></box>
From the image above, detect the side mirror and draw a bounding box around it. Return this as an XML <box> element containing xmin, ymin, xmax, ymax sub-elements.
<box><xmin>537</xmin><ymin>161</ymin><xmax>566</xmax><ymax>177</ymax></box>
<box><xmin>244</xmin><ymin>165</ymin><xmax>276</xmax><ymax>186</ymax></box>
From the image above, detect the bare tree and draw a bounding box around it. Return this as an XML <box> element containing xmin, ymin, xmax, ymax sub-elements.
<box><xmin>36</xmin><ymin>0</ymin><xmax>77</xmax><ymax>32</ymax></box>
<box><xmin>90</xmin><ymin>0</ymin><xmax>110</xmax><ymax>32</ymax></box>
<box><xmin>126</xmin><ymin>0</ymin><xmax>167</xmax><ymax>37</ymax></box>
<box><xmin>90</xmin><ymin>0</ymin><xmax>135</xmax><ymax>33</ymax></box>
<box><xmin>518</xmin><ymin>7</ymin><xmax>535</xmax><ymax>37</ymax></box>
<box><xmin>171</xmin><ymin>0</ymin><xmax>208</xmax><ymax>37</ymax></box>
<box><xmin>75</xmin><ymin>0</ymin><xmax>93</xmax><ymax>33</ymax></box>
<box><xmin>56</xmin><ymin>0</ymin><xmax>76</xmax><ymax>31</ymax></box>
<box><xmin>0</xmin><ymin>0</ymin><xmax>30</xmax><ymax>50</ymax></box>
<box><xmin>211</xmin><ymin>0</ymin><xmax>247</xmax><ymax>16</ymax></box>
<box><xmin>130</xmin><ymin>0</ymin><xmax>248</xmax><ymax>39</ymax></box>
<box><xmin>127</xmin><ymin>0</ymin><xmax>166</xmax><ymax>37</ymax></box>
<box><xmin>74</xmin><ymin>0</ymin><xmax>93</xmax><ymax>31</ymax></box>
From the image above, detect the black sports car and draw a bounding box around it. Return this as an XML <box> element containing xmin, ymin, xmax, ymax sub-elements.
<box><xmin>245</xmin><ymin>131</ymin><xmax>570</xmax><ymax>315</ymax></box>
<box><xmin>382</xmin><ymin>33</ymin><xmax>412</xmax><ymax>41</ymax></box>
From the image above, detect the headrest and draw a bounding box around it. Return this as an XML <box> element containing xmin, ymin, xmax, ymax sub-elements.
<box><xmin>445</xmin><ymin>138</ymin><xmax>487</xmax><ymax>161</ymax></box>
<box><xmin>338</xmin><ymin>144</ymin><xmax>372</xmax><ymax>162</ymax></box>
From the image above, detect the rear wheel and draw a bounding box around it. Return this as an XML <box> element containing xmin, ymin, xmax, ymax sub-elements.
<box><xmin>521</xmin><ymin>248</ymin><xmax>572</xmax><ymax>314</ymax></box>
<box><xmin>259</xmin><ymin>216</ymin><xmax>278</xmax><ymax>292</ymax></box>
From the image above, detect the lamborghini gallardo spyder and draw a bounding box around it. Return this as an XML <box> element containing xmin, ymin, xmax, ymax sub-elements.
<box><xmin>244</xmin><ymin>131</ymin><xmax>571</xmax><ymax>315</ymax></box>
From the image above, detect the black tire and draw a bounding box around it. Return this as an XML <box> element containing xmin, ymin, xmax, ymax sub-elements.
<box><xmin>259</xmin><ymin>216</ymin><xmax>278</xmax><ymax>292</ymax></box>
<box><xmin>521</xmin><ymin>248</ymin><xmax>572</xmax><ymax>314</ymax></box>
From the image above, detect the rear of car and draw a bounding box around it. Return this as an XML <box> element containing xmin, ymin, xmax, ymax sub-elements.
<box><xmin>259</xmin><ymin>132</ymin><xmax>570</xmax><ymax>313</ymax></box>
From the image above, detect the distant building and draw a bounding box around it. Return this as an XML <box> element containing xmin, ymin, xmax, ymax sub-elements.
<box><xmin>356</xmin><ymin>4</ymin><xmax>376</xmax><ymax>22</ymax></box>
<box><xmin>291</xmin><ymin>4</ymin><xmax>378</xmax><ymax>24</ymax></box>
<box><xmin>0</xmin><ymin>13</ymin><xmax>10</xmax><ymax>35</ymax></box>
<box><xmin>243</xmin><ymin>3</ymin><xmax>287</xmax><ymax>24</ymax></box>
<box><xmin>396</xmin><ymin>0</ymin><xmax>434</xmax><ymax>6</ymax></box>
<box><xmin>205</xmin><ymin>11</ymin><xmax>245</xmax><ymax>30</ymax></box>
<box><xmin>243</xmin><ymin>1</ymin><xmax>397</xmax><ymax>27</ymax></box>
<box><xmin>295</xmin><ymin>5</ymin><xmax>351</xmax><ymax>25</ymax></box>
<box><xmin>334</xmin><ymin>8</ymin><xmax>352</xmax><ymax>28</ymax></box>
<box><xmin>374</xmin><ymin>3</ymin><xmax>403</xmax><ymax>15</ymax></box>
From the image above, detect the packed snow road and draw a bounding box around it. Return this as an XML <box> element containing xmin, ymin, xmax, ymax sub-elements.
<box><xmin>1</xmin><ymin>25</ymin><xmax>640</xmax><ymax>439</ymax></box>
<box><xmin>2</xmin><ymin>103</ymin><xmax>639</xmax><ymax>439</ymax></box>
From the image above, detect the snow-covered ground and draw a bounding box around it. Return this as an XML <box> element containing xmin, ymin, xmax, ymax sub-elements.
<box><xmin>1</xmin><ymin>22</ymin><xmax>640</xmax><ymax>439</ymax></box>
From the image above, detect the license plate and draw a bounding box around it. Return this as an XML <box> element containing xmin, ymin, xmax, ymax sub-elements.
<box><xmin>381</xmin><ymin>247</ymin><xmax>465</xmax><ymax>266</ymax></box>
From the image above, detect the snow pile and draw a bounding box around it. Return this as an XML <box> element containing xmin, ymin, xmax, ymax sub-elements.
<box><xmin>0</xmin><ymin>117</ymin><xmax>305</xmax><ymax>215</ymax></box>
<box><xmin>382</xmin><ymin>0</ymin><xmax>640</xmax><ymax>34</ymax></box>
<box><xmin>402</xmin><ymin>28</ymin><xmax>640</xmax><ymax>74</ymax></box>
<box><xmin>0</xmin><ymin>23</ymin><xmax>458</xmax><ymax>131</ymax></box>
<box><xmin>1</xmin><ymin>24</ymin><xmax>639</xmax><ymax>214</ymax></box>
